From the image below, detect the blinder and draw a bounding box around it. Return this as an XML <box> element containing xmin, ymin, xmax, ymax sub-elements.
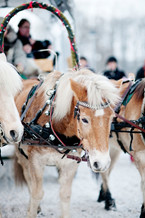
<box><xmin>74</xmin><ymin>102</ymin><xmax>80</xmax><ymax>120</ymax></box>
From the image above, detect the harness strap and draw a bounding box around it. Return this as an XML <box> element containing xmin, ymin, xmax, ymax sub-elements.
<box><xmin>122</xmin><ymin>80</ymin><xmax>141</xmax><ymax>106</ymax></box>
<box><xmin>21</xmin><ymin>85</ymin><xmax>37</xmax><ymax>115</ymax></box>
<box><xmin>114</xmin><ymin>81</ymin><xmax>132</xmax><ymax>113</ymax></box>
<box><xmin>129</xmin><ymin>127</ymin><xmax>134</xmax><ymax>151</ymax></box>
<box><xmin>67</xmin><ymin>154</ymin><xmax>88</xmax><ymax>163</ymax></box>
<box><xmin>29</xmin><ymin>102</ymin><xmax>48</xmax><ymax>125</ymax></box>
<box><xmin>18</xmin><ymin>143</ymin><xmax>28</xmax><ymax>159</ymax></box>
<box><xmin>114</xmin><ymin>132</ymin><xmax>128</xmax><ymax>154</ymax></box>
<box><xmin>115</xmin><ymin>113</ymin><xmax>145</xmax><ymax>134</ymax></box>
<box><xmin>22</xmin><ymin>122</ymin><xmax>82</xmax><ymax>149</ymax></box>
<box><xmin>21</xmin><ymin>80</ymin><xmax>43</xmax><ymax>121</ymax></box>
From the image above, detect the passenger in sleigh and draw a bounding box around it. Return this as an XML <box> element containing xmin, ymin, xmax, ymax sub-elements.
<box><xmin>103</xmin><ymin>56</ymin><xmax>126</xmax><ymax>80</ymax></box>
<box><xmin>17</xmin><ymin>19</ymin><xmax>59</xmax><ymax>70</ymax></box>
<box><xmin>0</xmin><ymin>17</ymin><xmax>41</xmax><ymax>79</ymax></box>
<box><xmin>135</xmin><ymin>60</ymin><xmax>145</xmax><ymax>80</ymax></box>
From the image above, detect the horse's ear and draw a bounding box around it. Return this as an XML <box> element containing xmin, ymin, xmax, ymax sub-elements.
<box><xmin>70</xmin><ymin>79</ymin><xmax>87</xmax><ymax>100</ymax></box>
<box><xmin>110</xmin><ymin>79</ymin><xmax>123</xmax><ymax>88</ymax></box>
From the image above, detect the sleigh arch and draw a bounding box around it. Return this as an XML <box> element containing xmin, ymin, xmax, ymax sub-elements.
<box><xmin>0</xmin><ymin>1</ymin><xmax>79</xmax><ymax>69</ymax></box>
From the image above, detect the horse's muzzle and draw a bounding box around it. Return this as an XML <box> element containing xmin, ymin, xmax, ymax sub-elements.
<box><xmin>88</xmin><ymin>150</ymin><xmax>111</xmax><ymax>173</ymax></box>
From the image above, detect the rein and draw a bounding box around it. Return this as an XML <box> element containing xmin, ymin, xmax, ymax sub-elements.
<box><xmin>67</xmin><ymin>154</ymin><xmax>88</xmax><ymax>163</ymax></box>
<box><xmin>115</xmin><ymin>113</ymin><xmax>145</xmax><ymax>134</ymax></box>
<box><xmin>21</xmin><ymin>79</ymin><xmax>43</xmax><ymax>121</ymax></box>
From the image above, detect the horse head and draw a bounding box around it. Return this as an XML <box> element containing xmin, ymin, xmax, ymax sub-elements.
<box><xmin>68</xmin><ymin>71</ymin><xmax>121</xmax><ymax>172</ymax></box>
<box><xmin>0</xmin><ymin>53</ymin><xmax>23</xmax><ymax>144</ymax></box>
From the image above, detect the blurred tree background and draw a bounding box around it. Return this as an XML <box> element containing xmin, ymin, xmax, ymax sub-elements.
<box><xmin>74</xmin><ymin>0</ymin><xmax>145</xmax><ymax>74</ymax></box>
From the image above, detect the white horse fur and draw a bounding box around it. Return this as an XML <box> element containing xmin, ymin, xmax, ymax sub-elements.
<box><xmin>0</xmin><ymin>53</ymin><xmax>23</xmax><ymax>143</ymax></box>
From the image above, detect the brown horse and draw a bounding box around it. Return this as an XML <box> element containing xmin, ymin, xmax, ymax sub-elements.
<box><xmin>98</xmin><ymin>79</ymin><xmax>145</xmax><ymax>218</ymax></box>
<box><xmin>14</xmin><ymin>69</ymin><xmax>121</xmax><ymax>218</ymax></box>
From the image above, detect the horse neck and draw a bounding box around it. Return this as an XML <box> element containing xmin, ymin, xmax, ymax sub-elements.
<box><xmin>25</xmin><ymin>90</ymin><xmax>46</xmax><ymax>124</ymax></box>
<box><xmin>52</xmin><ymin>98</ymin><xmax>78</xmax><ymax>137</ymax></box>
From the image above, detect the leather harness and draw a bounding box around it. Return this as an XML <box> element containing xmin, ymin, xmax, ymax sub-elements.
<box><xmin>19</xmin><ymin>76</ymin><xmax>111</xmax><ymax>162</ymax></box>
<box><xmin>19</xmin><ymin>78</ymin><xmax>145</xmax><ymax>160</ymax></box>
<box><xmin>19</xmin><ymin>77</ymin><xmax>84</xmax><ymax>162</ymax></box>
<box><xmin>111</xmin><ymin>79</ymin><xmax>145</xmax><ymax>153</ymax></box>
<box><xmin>1</xmin><ymin>78</ymin><xmax>145</xmax><ymax>165</ymax></box>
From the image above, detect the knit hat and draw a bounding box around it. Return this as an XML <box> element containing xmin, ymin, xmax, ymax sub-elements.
<box><xmin>106</xmin><ymin>56</ymin><xmax>117</xmax><ymax>64</ymax></box>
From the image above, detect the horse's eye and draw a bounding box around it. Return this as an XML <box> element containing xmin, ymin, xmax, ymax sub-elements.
<box><xmin>82</xmin><ymin>118</ymin><xmax>89</xmax><ymax>124</ymax></box>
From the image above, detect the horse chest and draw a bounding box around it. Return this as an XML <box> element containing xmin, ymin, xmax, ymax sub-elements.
<box><xmin>34</xmin><ymin>148</ymin><xmax>80</xmax><ymax>166</ymax></box>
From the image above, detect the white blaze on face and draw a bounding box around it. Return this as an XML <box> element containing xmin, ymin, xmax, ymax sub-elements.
<box><xmin>89</xmin><ymin>149</ymin><xmax>111</xmax><ymax>172</ymax></box>
<box><xmin>95</xmin><ymin>109</ymin><xmax>104</xmax><ymax>117</ymax></box>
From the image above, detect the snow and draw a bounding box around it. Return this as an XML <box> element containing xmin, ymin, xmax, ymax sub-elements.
<box><xmin>0</xmin><ymin>153</ymin><xmax>142</xmax><ymax>218</ymax></box>
<box><xmin>0</xmin><ymin>3</ymin><xmax>143</xmax><ymax>217</ymax></box>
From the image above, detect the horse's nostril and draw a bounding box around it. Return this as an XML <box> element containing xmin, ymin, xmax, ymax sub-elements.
<box><xmin>94</xmin><ymin>161</ymin><xmax>99</xmax><ymax>169</ymax></box>
<box><xmin>10</xmin><ymin>130</ymin><xmax>17</xmax><ymax>140</ymax></box>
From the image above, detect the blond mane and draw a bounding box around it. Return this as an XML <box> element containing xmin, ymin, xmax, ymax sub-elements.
<box><xmin>0</xmin><ymin>53</ymin><xmax>22</xmax><ymax>96</ymax></box>
<box><xmin>42</xmin><ymin>69</ymin><xmax>120</xmax><ymax>121</ymax></box>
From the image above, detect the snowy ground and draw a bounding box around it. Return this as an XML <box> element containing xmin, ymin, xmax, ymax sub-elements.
<box><xmin>0</xmin><ymin>152</ymin><xmax>142</xmax><ymax>218</ymax></box>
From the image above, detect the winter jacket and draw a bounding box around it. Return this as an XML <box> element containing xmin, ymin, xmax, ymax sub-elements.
<box><xmin>103</xmin><ymin>68</ymin><xmax>126</xmax><ymax>80</ymax></box>
<box><xmin>17</xmin><ymin>31</ymin><xmax>31</xmax><ymax>46</ymax></box>
<box><xmin>4</xmin><ymin>26</ymin><xmax>26</xmax><ymax>68</ymax></box>
<box><xmin>135</xmin><ymin>67</ymin><xmax>145</xmax><ymax>80</ymax></box>
<box><xmin>4</xmin><ymin>26</ymin><xmax>41</xmax><ymax>78</ymax></box>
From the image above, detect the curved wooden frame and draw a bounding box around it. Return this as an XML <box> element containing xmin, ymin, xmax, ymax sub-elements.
<box><xmin>0</xmin><ymin>1</ymin><xmax>79</xmax><ymax>68</ymax></box>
